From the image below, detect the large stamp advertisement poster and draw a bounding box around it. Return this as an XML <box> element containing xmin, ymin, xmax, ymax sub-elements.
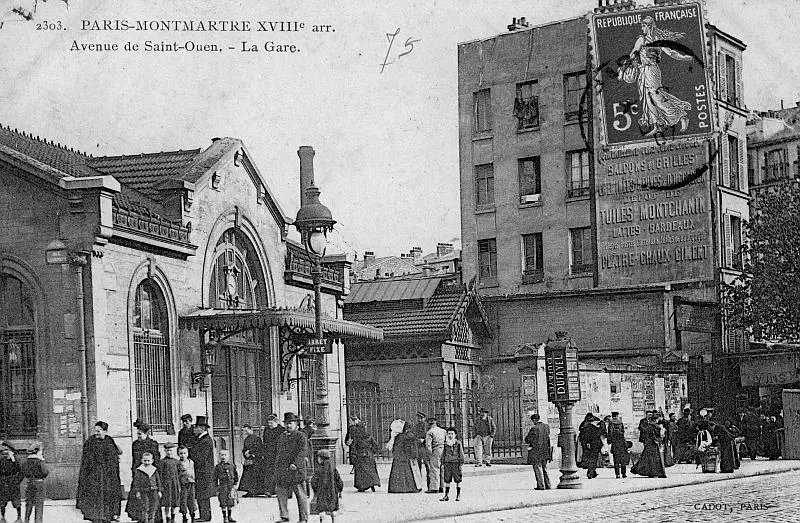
<box><xmin>591</xmin><ymin>3</ymin><xmax>713</xmax><ymax>146</ymax></box>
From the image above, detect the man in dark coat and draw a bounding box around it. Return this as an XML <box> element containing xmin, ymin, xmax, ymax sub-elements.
<box><xmin>413</xmin><ymin>412</ymin><xmax>430</xmax><ymax>490</ymax></box>
<box><xmin>262</xmin><ymin>414</ymin><xmax>284</xmax><ymax>497</ymax></box>
<box><xmin>189</xmin><ymin>416</ymin><xmax>215</xmax><ymax>522</ymax></box>
<box><xmin>76</xmin><ymin>421</ymin><xmax>123</xmax><ymax>523</ymax></box>
<box><xmin>675</xmin><ymin>408</ymin><xmax>696</xmax><ymax>463</ymax></box>
<box><xmin>178</xmin><ymin>414</ymin><xmax>196</xmax><ymax>451</ymax></box>
<box><xmin>274</xmin><ymin>413</ymin><xmax>309</xmax><ymax>523</ymax></box>
<box><xmin>607</xmin><ymin>412</ymin><xmax>630</xmax><ymax>478</ymax></box>
<box><xmin>578</xmin><ymin>414</ymin><xmax>603</xmax><ymax>479</ymax></box>
<box><xmin>742</xmin><ymin>408</ymin><xmax>762</xmax><ymax>459</ymax></box>
<box><xmin>524</xmin><ymin>413</ymin><xmax>551</xmax><ymax>490</ymax></box>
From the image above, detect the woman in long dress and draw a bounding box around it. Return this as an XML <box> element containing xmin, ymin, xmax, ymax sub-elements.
<box><xmin>632</xmin><ymin>417</ymin><xmax>667</xmax><ymax>478</ymax></box>
<box><xmin>578</xmin><ymin>416</ymin><xmax>603</xmax><ymax>479</ymax></box>
<box><xmin>76</xmin><ymin>421</ymin><xmax>123</xmax><ymax>523</ymax></box>
<box><xmin>345</xmin><ymin>424</ymin><xmax>381</xmax><ymax>492</ymax></box>
<box><xmin>387</xmin><ymin>420</ymin><xmax>421</xmax><ymax>493</ymax></box>
<box><xmin>710</xmin><ymin>421</ymin><xmax>736</xmax><ymax>473</ymax></box>
<box><xmin>619</xmin><ymin>16</ymin><xmax>693</xmax><ymax>137</ymax></box>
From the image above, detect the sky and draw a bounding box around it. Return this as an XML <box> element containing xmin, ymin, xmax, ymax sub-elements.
<box><xmin>0</xmin><ymin>0</ymin><xmax>797</xmax><ymax>259</ymax></box>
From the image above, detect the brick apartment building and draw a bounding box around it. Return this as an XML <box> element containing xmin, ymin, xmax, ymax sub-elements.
<box><xmin>458</xmin><ymin>3</ymin><xmax>750</xmax><ymax>436</ymax></box>
<box><xmin>0</xmin><ymin>128</ymin><xmax>380</xmax><ymax>497</ymax></box>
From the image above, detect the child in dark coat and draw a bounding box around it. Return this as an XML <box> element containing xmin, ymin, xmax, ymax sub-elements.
<box><xmin>159</xmin><ymin>444</ymin><xmax>181</xmax><ymax>523</ymax></box>
<box><xmin>213</xmin><ymin>450</ymin><xmax>238</xmax><ymax>523</ymax></box>
<box><xmin>0</xmin><ymin>442</ymin><xmax>22</xmax><ymax>523</ymax></box>
<box><xmin>310</xmin><ymin>450</ymin><xmax>343</xmax><ymax>523</ymax></box>
<box><xmin>21</xmin><ymin>444</ymin><xmax>49</xmax><ymax>523</ymax></box>
<box><xmin>131</xmin><ymin>452</ymin><xmax>162</xmax><ymax>523</ymax></box>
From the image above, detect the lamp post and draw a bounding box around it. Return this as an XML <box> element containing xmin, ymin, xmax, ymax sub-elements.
<box><xmin>294</xmin><ymin>180</ymin><xmax>337</xmax><ymax>457</ymax></box>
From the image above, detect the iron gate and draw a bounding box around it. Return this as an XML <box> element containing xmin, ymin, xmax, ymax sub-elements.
<box><xmin>346</xmin><ymin>386</ymin><xmax>523</xmax><ymax>462</ymax></box>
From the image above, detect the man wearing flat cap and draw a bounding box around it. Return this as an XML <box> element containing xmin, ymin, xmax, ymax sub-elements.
<box><xmin>190</xmin><ymin>416</ymin><xmax>214</xmax><ymax>522</ymax></box>
<box><xmin>274</xmin><ymin>413</ymin><xmax>309</xmax><ymax>522</ymax></box>
<box><xmin>178</xmin><ymin>414</ymin><xmax>196</xmax><ymax>451</ymax></box>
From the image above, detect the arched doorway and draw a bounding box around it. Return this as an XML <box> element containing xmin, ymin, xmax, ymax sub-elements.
<box><xmin>208</xmin><ymin>229</ymin><xmax>272</xmax><ymax>455</ymax></box>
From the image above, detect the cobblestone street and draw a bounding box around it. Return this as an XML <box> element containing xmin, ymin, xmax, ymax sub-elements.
<box><xmin>423</xmin><ymin>469</ymin><xmax>800</xmax><ymax>523</ymax></box>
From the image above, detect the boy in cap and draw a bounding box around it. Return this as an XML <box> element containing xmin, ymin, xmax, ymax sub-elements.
<box><xmin>131</xmin><ymin>452</ymin><xmax>162</xmax><ymax>523</ymax></box>
<box><xmin>213</xmin><ymin>450</ymin><xmax>238</xmax><ymax>523</ymax></box>
<box><xmin>439</xmin><ymin>427</ymin><xmax>464</xmax><ymax>501</ymax></box>
<box><xmin>0</xmin><ymin>442</ymin><xmax>22</xmax><ymax>523</ymax></box>
<box><xmin>21</xmin><ymin>443</ymin><xmax>48</xmax><ymax>523</ymax></box>
<box><xmin>160</xmin><ymin>443</ymin><xmax>182</xmax><ymax>523</ymax></box>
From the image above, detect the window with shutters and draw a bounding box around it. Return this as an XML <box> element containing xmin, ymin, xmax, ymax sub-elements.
<box><xmin>519</xmin><ymin>157</ymin><xmax>541</xmax><ymax>204</ymax></box>
<box><xmin>763</xmin><ymin>149</ymin><xmax>788</xmax><ymax>181</ymax></box>
<box><xmin>522</xmin><ymin>233</ymin><xmax>544</xmax><ymax>283</ymax></box>
<box><xmin>515</xmin><ymin>81</ymin><xmax>540</xmax><ymax>130</ymax></box>
<box><xmin>567</xmin><ymin>150</ymin><xmax>590</xmax><ymax>198</ymax></box>
<box><xmin>748</xmin><ymin>153</ymin><xmax>755</xmax><ymax>187</ymax></box>
<box><xmin>727</xmin><ymin>135</ymin><xmax>740</xmax><ymax>191</ymax></box>
<box><xmin>474</xmin><ymin>89</ymin><xmax>492</xmax><ymax>133</ymax></box>
<box><xmin>724</xmin><ymin>214</ymin><xmax>743</xmax><ymax>271</ymax></box>
<box><xmin>570</xmin><ymin>227</ymin><xmax>593</xmax><ymax>274</ymax></box>
<box><xmin>725</xmin><ymin>54</ymin><xmax>737</xmax><ymax>105</ymax></box>
<box><xmin>478</xmin><ymin>238</ymin><xmax>498</xmax><ymax>285</ymax></box>
<box><xmin>475</xmin><ymin>164</ymin><xmax>495</xmax><ymax>209</ymax></box>
<box><xmin>563</xmin><ymin>72</ymin><xmax>587</xmax><ymax>122</ymax></box>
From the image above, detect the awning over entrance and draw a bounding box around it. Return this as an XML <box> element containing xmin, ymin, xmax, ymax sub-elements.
<box><xmin>179</xmin><ymin>307</ymin><xmax>384</xmax><ymax>340</ymax></box>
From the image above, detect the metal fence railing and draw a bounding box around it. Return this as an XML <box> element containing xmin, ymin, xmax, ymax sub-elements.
<box><xmin>346</xmin><ymin>386</ymin><xmax>523</xmax><ymax>462</ymax></box>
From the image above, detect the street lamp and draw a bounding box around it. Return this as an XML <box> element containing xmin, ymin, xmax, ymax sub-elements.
<box><xmin>294</xmin><ymin>180</ymin><xmax>337</xmax><ymax>456</ymax></box>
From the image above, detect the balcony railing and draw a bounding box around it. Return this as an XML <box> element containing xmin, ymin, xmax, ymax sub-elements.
<box><xmin>284</xmin><ymin>243</ymin><xmax>345</xmax><ymax>291</ymax></box>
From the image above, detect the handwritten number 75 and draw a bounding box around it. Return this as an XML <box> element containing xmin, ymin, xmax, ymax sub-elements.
<box><xmin>381</xmin><ymin>28</ymin><xmax>421</xmax><ymax>73</ymax></box>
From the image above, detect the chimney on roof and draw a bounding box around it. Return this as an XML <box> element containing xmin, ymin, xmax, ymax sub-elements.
<box><xmin>507</xmin><ymin>16</ymin><xmax>530</xmax><ymax>32</ymax></box>
<box><xmin>211</xmin><ymin>137</ymin><xmax>221</xmax><ymax>142</ymax></box>
<box><xmin>363</xmin><ymin>251</ymin><xmax>375</xmax><ymax>266</ymax></box>
<box><xmin>436</xmin><ymin>242</ymin><xmax>454</xmax><ymax>257</ymax></box>
<box><xmin>411</xmin><ymin>246</ymin><xmax>423</xmax><ymax>260</ymax></box>
<box><xmin>422</xmin><ymin>264</ymin><xmax>434</xmax><ymax>276</ymax></box>
<box><xmin>298</xmin><ymin>146</ymin><xmax>315</xmax><ymax>208</ymax></box>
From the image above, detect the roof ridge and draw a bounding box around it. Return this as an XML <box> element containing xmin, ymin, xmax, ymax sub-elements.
<box><xmin>92</xmin><ymin>148</ymin><xmax>203</xmax><ymax>161</ymax></box>
<box><xmin>0</xmin><ymin>122</ymin><xmax>91</xmax><ymax>157</ymax></box>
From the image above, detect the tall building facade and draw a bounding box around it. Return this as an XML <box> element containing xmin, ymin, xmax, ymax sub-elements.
<box><xmin>458</xmin><ymin>3</ymin><xmax>749</xmax><ymax>427</ymax></box>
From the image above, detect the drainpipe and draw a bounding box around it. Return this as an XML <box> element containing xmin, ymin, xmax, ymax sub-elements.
<box><xmin>71</xmin><ymin>252</ymin><xmax>90</xmax><ymax>439</ymax></box>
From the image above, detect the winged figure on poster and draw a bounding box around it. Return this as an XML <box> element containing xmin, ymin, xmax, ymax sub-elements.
<box><xmin>618</xmin><ymin>16</ymin><xmax>694</xmax><ymax>137</ymax></box>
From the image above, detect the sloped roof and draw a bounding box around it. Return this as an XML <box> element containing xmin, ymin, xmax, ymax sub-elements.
<box><xmin>347</xmin><ymin>276</ymin><xmax>444</xmax><ymax>304</ymax></box>
<box><xmin>88</xmin><ymin>149</ymin><xmax>201</xmax><ymax>199</ymax></box>
<box><xmin>344</xmin><ymin>277</ymin><xmax>466</xmax><ymax>337</ymax></box>
<box><xmin>0</xmin><ymin>123</ymin><xmax>99</xmax><ymax>177</ymax></box>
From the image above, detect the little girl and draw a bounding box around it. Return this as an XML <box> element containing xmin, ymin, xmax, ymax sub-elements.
<box><xmin>310</xmin><ymin>450</ymin><xmax>343</xmax><ymax>523</ymax></box>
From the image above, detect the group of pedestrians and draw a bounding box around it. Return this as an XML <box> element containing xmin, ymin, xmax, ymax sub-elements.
<box><xmin>74</xmin><ymin>412</ymin><xmax>344</xmax><ymax>523</ymax></box>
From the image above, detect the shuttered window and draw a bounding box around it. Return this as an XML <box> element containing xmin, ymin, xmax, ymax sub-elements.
<box><xmin>522</xmin><ymin>233</ymin><xmax>544</xmax><ymax>283</ymax></box>
<box><xmin>474</xmin><ymin>89</ymin><xmax>492</xmax><ymax>133</ymax></box>
<box><xmin>475</xmin><ymin>164</ymin><xmax>495</xmax><ymax>209</ymax></box>
<box><xmin>478</xmin><ymin>238</ymin><xmax>498</xmax><ymax>284</ymax></box>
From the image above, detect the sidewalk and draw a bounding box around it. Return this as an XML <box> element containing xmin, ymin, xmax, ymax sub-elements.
<box><xmin>35</xmin><ymin>458</ymin><xmax>800</xmax><ymax>522</ymax></box>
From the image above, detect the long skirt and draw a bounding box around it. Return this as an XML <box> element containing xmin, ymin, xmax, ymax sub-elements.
<box><xmin>632</xmin><ymin>441</ymin><xmax>666</xmax><ymax>478</ymax></box>
<box><xmin>388</xmin><ymin>459</ymin><xmax>418</xmax><ymax>493</ymax></box>
<box><xmin>353</xmin><ymin>456</ymin><xmax>381</xmax><ymax>491</ymax></box>
<box><xmin>239</xmin><ymin>459</ymin><xmax>268</xmax><ymax>495</ymax></box>
<box><xmin>661</xmin><ymin>443</ymin><xmax>675</xmax><ymax>467</ymax></box>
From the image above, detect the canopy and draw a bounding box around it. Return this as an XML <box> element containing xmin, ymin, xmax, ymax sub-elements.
<box><xmin>179</xmin><ymin>307</ymin><xmax>384</xmax><ymax>341</ymax></box>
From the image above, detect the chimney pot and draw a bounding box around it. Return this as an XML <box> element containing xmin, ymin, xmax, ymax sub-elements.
<box><xmin>298</xmin><ymin>146</ymin><xmax>316</xmax><ymax>208</ymax></box>
<box><xmin>211</xmin><ymin>137</ymin><xmax>221</xmax><ymax>142</ymax></box>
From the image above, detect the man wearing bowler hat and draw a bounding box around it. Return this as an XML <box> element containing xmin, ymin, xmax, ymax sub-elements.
<box><xmin>524</xmin><ymin>413</ymin><xmax>552</xmax><ymax>490</ymax></box>
<box><xmin>190</xmin><ymin>416</ymin><xmax>215</xmax><ymax>522</ymax></box>
<box><xmin>274</xmin><ymin>413</ymin><xmax>309</xmax><ymax>522</ymax></box>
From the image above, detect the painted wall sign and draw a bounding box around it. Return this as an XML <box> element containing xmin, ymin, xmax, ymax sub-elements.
<box><xmin>596</xmin><ymin>141</ymin><xmax>714</xmax><ymax>285</ymax></box>
<box><xmin>591</xmin><ymin>2</ymin><xmax>713</xmax><ymax>146</ymax></box>
<box><xmin>740</xmin><ymin>354</ymin><xmax>800</xmax><ymax>387</ymax></box>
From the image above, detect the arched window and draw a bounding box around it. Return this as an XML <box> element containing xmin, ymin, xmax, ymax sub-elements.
<box><xmin>0</xmin><ymin>274</ymin><xmax>36</xmax><ymax>435</ymax></box>
<box><xmin>208</xmin><ymin>229</ymin><xmax>265</xmax><ymax>310</ymax></box>
<box><xmin>132</xmin><ymin>279</ymin><xmax>172</xmax><ymax>431</ymax></box>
